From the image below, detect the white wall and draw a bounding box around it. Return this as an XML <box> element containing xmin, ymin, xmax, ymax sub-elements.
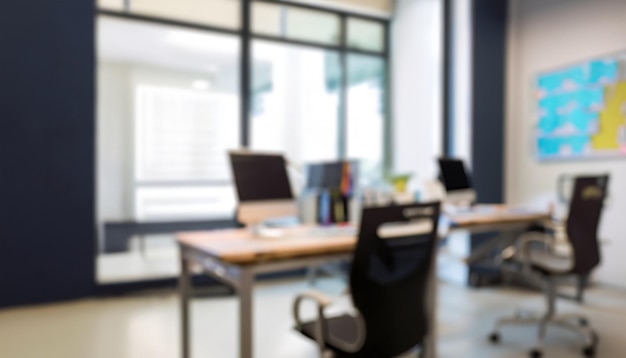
<box><xmin>392</xmin><ymin>0</ymin><xmax>442</xmax><ymax>189</ymax></box>
<box><xmin>450</xmin><ymin>0</ymin><xmax>472</xmax><ymax>162</ymax></box>
<box><xmin>507</xmin><ymin>0</ymin><xmax>626</xmax><ymax>287</ymax></box>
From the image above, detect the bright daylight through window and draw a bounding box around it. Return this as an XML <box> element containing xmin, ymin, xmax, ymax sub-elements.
<box><xmin>96</xmin><ymin>0</ymin><xmax>389</xmax><ymax>284</ymax></box>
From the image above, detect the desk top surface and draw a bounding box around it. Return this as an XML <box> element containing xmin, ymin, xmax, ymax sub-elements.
<box><xmin>177</xmin><ymin>226</ymin><xmax>357</xmax><ymax>265</ymax></box>
<box><xmin>445</xmin><ymin>205</ymin><xmax>550</xmax><ymax>227</ymax></box>
<box><xmin>177</xmin><ymin>205</ymin><xmax>551</xmax><ymax>265</ymax></box>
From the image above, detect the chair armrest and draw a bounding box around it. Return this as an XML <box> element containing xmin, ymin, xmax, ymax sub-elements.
<box><xmin>293</xmin><ymin>290</ymin><xmax>334</xmax><ymax>354</ymax></box>
<box><xmin>293</xmin><ymin>290</ymin><xmax>366</xmax><ymax>355</ymax></box>
<box><xmin>294</xmin><ymin>290</ymin><xmax>333</xmax><ymax>325</ymax></box>
<box><xmin>501</xmin><ymin>230</ymin><xmax>555</xmax><ymax>256</ymax></box>
<box><xmin>518</xmin><ymin>231</ymin><xmax>556</xmax><ymax>250</ymax></box>
<box><xmin>516</xmin><ymin>232</ymin><xmax>558</xmax><ymax>273</ymax></box>
<box><xmin>541</xmin><ymin>218</ymin><xmax>566</xmax><ymax>232</ymax></box>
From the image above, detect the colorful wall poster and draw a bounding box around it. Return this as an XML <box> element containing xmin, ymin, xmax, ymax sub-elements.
<box><xmin>535</xmin><ymin>57</ymin><xmax>626</xmax><ymax>160</ymax></box>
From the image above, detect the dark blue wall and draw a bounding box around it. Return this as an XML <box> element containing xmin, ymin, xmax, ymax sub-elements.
<box><xmin>467</xmin><ymin>0</ymin><xmax>508</xmax><ymax>285</ymax></box>
<box><xmin>471</xmin><ymin>0</ymin><xmax>507</xmax><ymax>203</ymax></box>
<box><xmin>0</xmin><ymin>0</ymin><xmax>96</xmax><ymax>307</ymax></box>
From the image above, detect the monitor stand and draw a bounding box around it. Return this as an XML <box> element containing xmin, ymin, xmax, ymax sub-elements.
<box><xmin>444</xmin><ymin>202</ymin><xmax>473</xmax><ymax>216</ymax></box>
<box><xmin>444</xmin><ymin>189</ymin><xmax>477</xmax><ymax>214</ymax></box>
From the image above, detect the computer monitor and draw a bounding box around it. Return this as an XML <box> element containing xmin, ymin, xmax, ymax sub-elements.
<box><xmin>305</xmin><ymin>161</ymin><xmax>358</xmax><ymax>191</ymax></box>
<box><xmin>437</xmin><ymin>158</ymin><xmax>476</xmax><ymax>207</ymax></box>
<box><xmin>229</xmin><ymin>151</ymin><xmax>298</xmax><ymax>230</ymax></box>
<box><xmin>302</xmin><ymin>161</ymin><xmax>358</xmax><ymax>224</ymax></box>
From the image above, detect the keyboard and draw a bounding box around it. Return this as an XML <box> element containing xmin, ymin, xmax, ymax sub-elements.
<box><xmin>306</xmin><ymin>225</ymin><xmax>357</xmax><ymax>238</ymax></box>
<box><xmin>252</xmin><ymin>224</ymin><xmax>357</xmax><ymax>239</ymax></box>
<box><xmin>444</xmin><ymin>204</ymin><xmax>499</xmax><ymax>216</ymax></box>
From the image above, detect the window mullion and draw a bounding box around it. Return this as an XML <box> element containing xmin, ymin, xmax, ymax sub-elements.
<box><xmin>241</xmin><ymin>0</ymin><xmax>252</xmax><ymax>147</ymax></box>
<box><xmin>338</xmin><ymin>14</ymin><xmax>348</xmax><ymax>160</ymax></box>
<box><xmin>382</xmin><ymin>21</ymin><xmax>392</xmax><ymax>178</ymax></box>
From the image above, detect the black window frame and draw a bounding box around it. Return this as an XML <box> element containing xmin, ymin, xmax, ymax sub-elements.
<box><xmin>97</xmin><ymin>0</ymin><xmax>391</xmax><ymax>173</ymax></box>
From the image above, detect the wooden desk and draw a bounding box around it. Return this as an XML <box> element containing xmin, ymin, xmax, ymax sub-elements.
<box><xmin>446</xmin><ymin>206</ymin><xmax>551</xmax><ymax>266</ymax></box>
<box><xmin>447</xmin><ymin>205</ymin><xmax>549</xmax><ymax>229</ymax></box>
<box><xmin>178</xmin><ymin>227</ymin><xmax>358</xmax><ymax>358</ymax></box>
<box><xmin>178</xmin><ymin>226</ymin><xmax>356</xmax><ymax>265</ymax></box>
<box><xmin>177</xmin><ymin>207</ymin><xmax>550</xmax><ymax>358</ymax></box>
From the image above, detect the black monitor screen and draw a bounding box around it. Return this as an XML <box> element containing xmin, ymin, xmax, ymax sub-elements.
<box><xmin>438</xmin><ymin>158</ymin><xmax>472</xmax><ymax>192</ymax></box>
<box><xmin>305</xmin><ymin>161</ymin><xmax>358</xmax><ymax>190</ymax></box>
<box><xmin>229</xmin><ymin>152</ymin><xmax>293</xmax><ymax>202</ymax></box>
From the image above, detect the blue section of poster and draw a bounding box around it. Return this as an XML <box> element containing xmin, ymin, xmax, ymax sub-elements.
<box><xmin>537</xmin><ymin>135</ymin><xmax>590</xmax><ymax>159</ymax></box>
<box><xmin>588</xmin><ymin>60</ymin><xmax>618</xmax><ymax>85</ymax></box>
<box><xmin>536</xmin><ymin>58</ymin><xmax>620</xmax><ymax>160</ymax></box>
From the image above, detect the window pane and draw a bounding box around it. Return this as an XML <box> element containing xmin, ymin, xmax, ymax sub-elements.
<box><xmin>347</xmin><ymin>18</ymin><xmax>385</xmax><ymax>52</ymax></box>
<box><xmin>135</xmin><ymin>186</ymin><xmax>236</xmax><ymax>221</ymax></box>
<box><xmin>252</xmin><ymin>2</ymin><xmax>341</xmax><ymax>45</ymax></box>
<box><xmin>131</xmin><ymin>0</ymin><xmax>241</xmax><ymax>29</ymax></box>
<box><xmin>251</xmin><ymin>41</ymin><xmax>341</xmax><ymax>165</ymax></box>
<box><xmin>97</xmin><ymin>16</ymin><xmax>240</xmax><ymax>283</ymax></box>
<box><xmin>285</xmin><ymin>0</ymin><xmax>393</xmax><ymax>14</ymax></box>
<box><xmin>252</xmin><ymin>2</ymin><xmax>282</xmax><ymax>36</ymax></box>
<box><xmin>135</xmin><ymin>85</ymin><xmax>239</xmax><ymax>182</ymax></box>
<box><xmin>346</xmin><ymin>55</ymin><xmax>386</xmax><ymax>184</ymax></box>
<box><xmin>98</xmin><ymin>0</ymin><xmax>124</xmax><ymax>10</ymax></box>
<box><xmin>287</xmin><ymin>8</ymin><xmax>340</xmax><ymax>45</ymax></box>
<box><xmin>98</xmin><ymin>17</ymin><xmax>240</xmax><ymax>187</ymax></box>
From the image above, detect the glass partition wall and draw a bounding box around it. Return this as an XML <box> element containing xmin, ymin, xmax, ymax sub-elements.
<box><xmin>96</xmin><ymin>0</ymin><xmax>390</xmax><ymax>284</ymax></box>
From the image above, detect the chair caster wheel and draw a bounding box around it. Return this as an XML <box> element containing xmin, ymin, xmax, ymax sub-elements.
<box><xmin>529</xmin><ymin>349</ymin><xmax>543</xmax><ymax>358</ymax></box>
<box><xmin>579</xmin><ymin>318</ymin><xmax>588</xmax><ymax>326</ymax></box>
<box><xmin>469</xmin><ymin>273</ymin><xmax>481</xmax><ymax>287</ymax></box>
<box><xmin>582</xmin><ymin>346</ymin><xmax>595</xmax><ymax>357</ymax></box>
<box><xmin>488</xmin><ymin>332</ymin><xmax>500</xmax><ymax>344</ymax></box>
<box><xmin>583</xmin><ymin>332</ymin><xmax>598</xmax><ymax>357</ymax></box>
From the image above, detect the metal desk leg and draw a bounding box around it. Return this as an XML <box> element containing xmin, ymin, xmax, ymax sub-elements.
<box><xmin>239</xmin><ymin>268</ymin><xmax>254</xmax><ymax>358</ymax></box>
<box><xmin>180</xmin><ymin>253</ymin><xmax>192</xmax><ymax>358</ymax></box>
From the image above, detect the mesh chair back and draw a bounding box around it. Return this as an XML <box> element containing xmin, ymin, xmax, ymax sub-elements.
<box><xmin>349</xmin><ymin>202</ymin><xmax>440</xmax><ymax>357</ymax></box>
<box><xmin>566</xmin><ymin>175</ymin><xmax>609</xmax><ymax>275</ymax></box>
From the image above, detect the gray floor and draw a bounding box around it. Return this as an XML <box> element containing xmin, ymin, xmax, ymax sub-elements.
<box><xmin>0</xmin><ymin>278</ymin><xmax>624</xmax><ymax>358</ymax></box>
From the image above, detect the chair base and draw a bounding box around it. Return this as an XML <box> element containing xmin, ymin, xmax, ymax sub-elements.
<box><xmin>323</xmin><ymin>346</ymin><xmax>425</xmax><ymax>358</ymax></box>
<box><xmin>488</xmin><ymin>312</ymin><xmax>598</xmax><ymax>357</ymax></box>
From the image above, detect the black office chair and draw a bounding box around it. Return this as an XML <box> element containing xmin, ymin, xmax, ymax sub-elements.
<box><xmin>489</xmin><ymin>175</ymin><xmax>609</xmax><ymax>358</ymax></box>
<box><xmin>520</xmin><ymin>173</ymin><xmax>607</xmax><ymax>303</ymax></box>
<box><xmin>293</xmin><ymin>202</ymin><xmax>441</xmax><ymax>358</ymax></box>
